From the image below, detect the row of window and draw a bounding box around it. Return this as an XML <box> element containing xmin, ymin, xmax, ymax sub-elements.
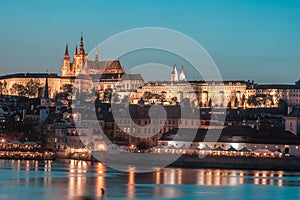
<box><xmin>117</xmin><ymin>118</ymin><xmax>202</xmax><ymax>126</ymax></box>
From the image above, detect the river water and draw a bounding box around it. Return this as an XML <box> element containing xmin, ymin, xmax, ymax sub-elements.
<box><xmin>0</xmin><ymin>159</ymin><xmax>300</xmax><ymax>200</ymax></box>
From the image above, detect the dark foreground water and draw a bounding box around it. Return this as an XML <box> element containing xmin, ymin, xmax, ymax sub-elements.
<box><xmin>0</xmin><ymin>160</ymin><xmax>300</xmax><ymax>200</ymax></box>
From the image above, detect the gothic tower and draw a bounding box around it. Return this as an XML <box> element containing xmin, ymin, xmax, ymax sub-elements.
<box><xmin>95</xmin><ymin>45</ymin><xmax>99</xmax><ymax>62</ymax></box>
<box><xmin>72</xmin><ymin>34</ymin><xmax>88</xmax><ymax>76</ymax></box>
<box><xmin>171</xmin><ymin>64</ymin><xmax>178</xmax><ymax>82</ymax></box>
<box><xmin>179</xmin><ymin>65</ymin><xmax>186</xmax><ymax>81</ymax></box>
<box><xmin>61</xmin><ymin>43</ymin><xmax>71</xmax><ymax>76</ymax></box>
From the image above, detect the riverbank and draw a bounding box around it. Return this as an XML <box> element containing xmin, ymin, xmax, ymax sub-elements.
<box><xmin>0</xmin><ymin>150</ymin><xmax>56</xmax><ymax>160</ymax></box>
<box><xmin>171</xmin><ymin>154</ymin><xmax>300</xmax><ymax>171</ymax></box>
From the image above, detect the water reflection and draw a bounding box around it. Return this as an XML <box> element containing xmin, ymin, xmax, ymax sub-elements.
<box><xmin>128</xmin><ymin>166</ymin><xmax>135</xmax><ymax>199</ymax></box>
<box><xmin>1</xmin><ymin>160</ymin><xmax>300</xmax><ymax>200</ymax></box>
<box><xmin>154</xmin><ymin>168</ymin><xmax>299</xmax><ymax>187</ymax></box>
<box><xmin>95</xmin><ymin>163</ymin><xmax>106</xmax><ymax>199</ymax></box>
<box><xmin>68</xmin><ymin>160</ymin><xmax>88</xmax><ymax>199</ymax></box>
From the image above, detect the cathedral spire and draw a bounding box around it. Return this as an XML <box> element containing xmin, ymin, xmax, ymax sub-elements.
<box><xmin>75</xmin><ymin>45</ymin><xmax>78</xmax><ymax>55</ymax></box>
<box><xmin>64</xmin><ymin>43</ymin><xmax>69</xmax><ymax>56</ymax></box>
<box><xmin>79</xmin><ymin>32</ymin><xmax>84</xmax><ymax>54</ymax></box>
<box><xmin>95</xmin><ymin>45</ymin><xmax>99</xmax><ymax>62</ymax></box>
<box><xmin>179</xmin><ymin>65</ymin><xmax>186</xmax><ymax>81</ymax></box>
<box><xmin>171</xmin><ymin>64</ymin><xmax>178</xmax><ymax>82</ymax></box>
<box><xmin>44</xmin><ymin>76</ymin><xmax>49</xmax><ymax>99</ymax></box>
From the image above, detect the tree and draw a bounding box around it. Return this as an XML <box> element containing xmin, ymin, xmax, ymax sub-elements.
<box><xmin>0</xmin><ymin>81</ymin><xmax>3</xmax><ymax>95</ymax></box>
<box><xmin>26</xmin><ymin>79</ymin><xmax>40</xmax><ymax>97</ymax></box>
<box><xmin>199</xmin><ymin>101</ymin><xmax>203</xmax><ymax>108</ymax></box>
<box><xmin>241</xmin><ymin>94</ymin><xmax>246</xmax><ymax>107</ymax></box>
<box><xmin>160</xmin><ymin>91</ymin><xmax>167</xmax><ymax>104</ymax></box>
<box><xmin>208</xmin><ymin>98</ymin><xmax>212</xmax><ymax>108</ymax></box>
<box><xmin>103</xmin><ymin>88</ymin><xmax>113</xmax><ymax>102</ymax></box>
<box><xmin>278</xmin><ymin>99</ymin><xmax>288</xmax><ymax>114</ymax></box>
<box><xmin>112</xmin><ymin>92</ymin><xmax>120</xmax><ymax>103</ymax></box>
<box><xmin>234</xmin><ymin>97</ymin><xmax>239</xmax><ymax>108</ymax></box>
<box><xmin>170</xmin><ymin>96</ymin><xmax>178</xmax><ymax>105</ymax></box>
<box><xmin>142</xmin><ymin>91</ymin><xmax>152</xmax><ymax>103</ymax></box>
<box><xmin>136</xmin><ymin>141</ymin><xmax>150</xmax><ymax>150</ymax></box>
<box><xmin>138</xmin><ymin>97</ymin><xmax>145</xmax><ymax>104</ymax></box>
<box><xmin>247</xmin><ymin>95</ymin><xmax>257</xmax><ymax>107</ymax></box>
<box><xmin>10</xmin><ymin>83</ymin><xmax>27</xmax><ymax>96</ymax></box>
<box><xmin>121</xmin><ymin>95</ymin><xmax>130</xmax><ymax>104</ymax></box>
<box><xmin>61</xmin><ymin>84</ymin><xmax>74</xmax><ymax>99</ymax></box>
<box><xmin>0</xmin><ymin>81</ymin><xmax>8</xmax><ymax>95</ymax></box>
<box><xmin>227</xmin><ymin>101</ymin><xmax>232</xmax><ymax>108</ymax></box>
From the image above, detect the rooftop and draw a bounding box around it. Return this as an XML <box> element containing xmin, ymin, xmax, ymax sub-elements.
<box><xmin>160</xmin><ymin>126</ymin><xmax>300</xmax><ymax>145</ymax></box>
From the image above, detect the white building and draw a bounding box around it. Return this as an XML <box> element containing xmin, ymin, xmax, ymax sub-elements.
<box><xmin>284</xmin><ymin>108</ymin><xmax>300</xmax><ymax>136</ymax></box>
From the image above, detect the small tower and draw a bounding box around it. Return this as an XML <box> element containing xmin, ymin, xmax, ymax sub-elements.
<box><xmin>39</xmin><ymin>76</ymin><xmax>51</xmax><ymax>124</ymax></box>
<box><xmin>171</xmin><ymin>64</ymin><xmax>178</xmax><ymax>82</ymax></box>
<box><xmin>73</xmin><ymin>33</ymin><xmax>88</xmax><ymax>76</ymax></box>
<box><xmin>61</xmin><ymin>43</ymin><xmax>71</xmax><ymax>77</ymax></box>
<box><xmin>79</xmin><ymin>34</ymin><xmax>85</xmax><ymax>54</ymax></box>
<box><xmin>75</xmin><ymin>45</ymin><xmax>78</xmax><ymax>55</ymax></box>
<box><xmin>95</xmin><ymin>45</ymin><xmax>99</xmax><ymax>62</ymax></box>
<box><xmin>40</xmin><ymin>77</ymin><xmax>51</xmax><ymax>107</ymax></box>
<box><xmin>179</xmin><ymin>65</ymin><xmax>186</xmax><ymax>81</ymax></box>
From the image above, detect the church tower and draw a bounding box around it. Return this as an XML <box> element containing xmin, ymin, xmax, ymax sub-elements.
<box><xmin>95</xmin><ymin>45</ymin><xmax>99</xmax><ymax>62</ymax></box>
<box><xmin>179</xmin><ymin>65</ymin><xmax>186</xmax><ymax>81</ymax></box>
<box><xmin>40</xmin><ymin>77</ymin><xmax>51</xmax><ymax>107</ymax></box>
<box><xmin>171</xmin><ymin>64</ymin><xmax>178</xmax><ymax>82</ymax></box>
<box><xmin>72</xmin><ymin>34</ymin><xmax>88</xmax><ymax>76</ymax></box>
<box><xmin>61</xmin><ymin>43</ymin><xmax>71</xmax><ymax>77</ymax></box>
<box><xmin>40</xmin><ymin>77</ymin><xmax>51</xmax><ymax>124</ymax></box>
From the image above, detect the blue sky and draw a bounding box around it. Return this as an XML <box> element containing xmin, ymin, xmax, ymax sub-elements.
<box><xmin>0</xmin><ymin>0</ymin><xmax>299</xmax><ymax>83</ymax></box>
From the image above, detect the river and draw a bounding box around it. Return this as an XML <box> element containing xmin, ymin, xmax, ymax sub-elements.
<box><xmin>0</xmin><ymin>159</ymin><xmax>299</xmax><ymax>200</ymax></box>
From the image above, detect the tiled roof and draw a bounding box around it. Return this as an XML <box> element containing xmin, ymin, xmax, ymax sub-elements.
<box><xmin>255</xmin><ymin>84</ymin><xmax>300</xmax><ymax>90</ymax></box>
<box><xmin>120</xmin><ymin>74</ymin><xmax>144</xmax><ymax>81</ymax></box>
<box><xmin>87</xmin><ymin>60</ymin><xmax>124</xmax><ymax>72</ymax></box>
<box><xmin>160</xmin><ymin>126</ymin><xmax>300</xmax><ymax>145</ymax></box>
<box><xmin>285</xmin><ymin>108</ymin><xmax>300</xmax><ymax>117</ymax></box>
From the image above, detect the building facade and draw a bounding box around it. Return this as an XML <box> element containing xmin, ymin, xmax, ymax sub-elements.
<box><xmin>0</xmin><ymin>35</ymin><xmax>129</xmax><ymax>98</ymax></box>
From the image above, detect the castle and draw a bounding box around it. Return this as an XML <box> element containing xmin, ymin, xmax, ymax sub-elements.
<box><xmin>0</xmin><ymin>35</ymin><xmax>127</xmax><ymax>98</ymax></box>
<box><xmin>0</xmin><ymin>35</ymin><xmax>299</xmax><ymax>108</ymax></box>
<box><xmin>61</xmin><ymin>35</ymin><xmax>124</xmax><ymax>77</ymax></box>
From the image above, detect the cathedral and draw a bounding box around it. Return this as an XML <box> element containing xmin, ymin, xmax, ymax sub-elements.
<box><xmin>62</xmin><ymin>35</ymin><xmax>124</xmax><ymax>77</ymax></box>
<box><xmin>171</xmin><ymin>65</ymin><xmax>186</xmax><ymax>81</ymax></box>
<box><xmin>0</xmin><ymin>35</ymin><xmax>127</xmax><ymax>98</ymax></box>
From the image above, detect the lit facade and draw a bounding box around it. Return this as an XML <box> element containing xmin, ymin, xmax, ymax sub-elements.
<box><xmin>0</xmin><ymin>35</ymin><xmax>126</xmax><ymax>98</ymax></box>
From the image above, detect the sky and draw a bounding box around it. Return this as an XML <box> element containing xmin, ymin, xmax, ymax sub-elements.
<box><xmin>0</xmin><ymin>0</ymin><xmax>299</xmax><ymax>83</ymax></box>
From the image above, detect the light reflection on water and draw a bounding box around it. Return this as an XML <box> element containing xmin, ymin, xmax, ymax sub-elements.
<box><xmin>0</xmin><ymin>159</ymin><xmax>300</xmax><ymax>200</ymax></box>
